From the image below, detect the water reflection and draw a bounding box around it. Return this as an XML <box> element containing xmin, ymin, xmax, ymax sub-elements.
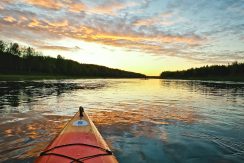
<box><xmin>0</xmin><ymin>79</ymin><xmax>243</xmax><ymax>163</ymax></box>
<box><xmin>0</xmin><ymin>80</ymin><xmax>107</xmax><ymax>112</ymax></box>
<box><xmin>0</xmin><ymin>113</ymin><xmax>70</xmax><ymax>162</ymax></box>
<box><xmin>161</xmin><ymin>80</ymin><xmax>244</xmax><ymax>97</ymax></box>
<box><xmin>90</xmin><ymin>105</ymin><xmax>198</xmax><ymax>126</ymax></box>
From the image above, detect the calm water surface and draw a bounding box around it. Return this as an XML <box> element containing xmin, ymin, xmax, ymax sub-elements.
<box><xmin>0</xmin><ymin>79</ymin><xmax>244</xmax><ymax>163</ymax></box>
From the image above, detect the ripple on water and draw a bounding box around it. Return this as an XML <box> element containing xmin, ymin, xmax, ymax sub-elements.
<box><xmin>0</xmin><ymin>79</ymin><xmax>243</xmax><ymax>163</ymax></box>
<box><xmin>0</xmin><ymin>113</ymin><xmax>71</xmax><ymax>162</ymax></box>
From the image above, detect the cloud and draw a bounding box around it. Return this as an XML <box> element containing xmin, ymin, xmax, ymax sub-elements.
<box><xmin>18</xmin><ymin>0</ymin><xmax>137</xmax><ymax>15</ymax></box>
<box><xmin>0</xmin><ymin>0</ymin><xmax>243</xmax><ymax>64</ymax></box>
<box><xmin>0</xmin><ymin>6</ymin><xmax>205</xmax><ymax>61</ymax></box>
<box><xmin>3</xmin><ymin>16</ymin><xmax>16</xmax><ymax>22</ymax></box>
<box><xmin>133</xmin><ymin>12</ymin><xmax>175</xmax><ymax>27</ymax></box>
<box><xmin>24</xmin><ymin>0</ymin><xmax>64</xmax><ymax>10</ymax></box>
<box><xmin>38</xmin><ymin>45</ymin><xmax>80</xmax><ymax>51</ymax></box>
<box><xmin>87</xmin><ymin>32</ymin><xmax>203</xmax><ymax>46</ymax></box>
<box><xmin>87</xmin><ymin>0</ymin><xmax>138</xmax><ymax>16</ymax></box>
<box><xmin>28</xmin><ymin>19</ymin><xmax>42</xmax><ymax>28</ymax></box>
<box><xmin>68</xmin><ymin>2</ymin><xmax>86</xmax><ymax>13</ymax></box>
<box><xmin>45</xmin><ymin>19</ymin><xmax>69</xmax><ymax>27</ymax></box>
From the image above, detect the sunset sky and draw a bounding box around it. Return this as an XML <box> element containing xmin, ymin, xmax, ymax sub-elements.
<box><xmin>0</xmin><ymin>0</ymin><xmax>244</xmax><ymax>75</ymax></box>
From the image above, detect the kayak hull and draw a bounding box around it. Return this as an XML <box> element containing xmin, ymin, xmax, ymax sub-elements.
<box><xmin>35</xmin><ymin>109</ymin><xmax>118</xmax><ymax>163</ymax></box>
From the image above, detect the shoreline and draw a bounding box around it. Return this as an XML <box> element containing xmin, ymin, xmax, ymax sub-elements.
<box><xmin>161</xmin><ymin>76</ymin><xmax>244</xmax><ymax>82</ymax></box>
<box><xmin>1</xmin><ymin>74</ymin><xmax>243</xmax><ymax>82</ymax></box>
<box><xmin>0</xmin><ymin>74</ymin><xmax>148</xmax><ymax>81</ymax></box>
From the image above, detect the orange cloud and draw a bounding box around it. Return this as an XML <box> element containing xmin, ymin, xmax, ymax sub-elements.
<box><xmin>88</xmin><ymin>1</ymin><xmax>137</xmax><ymax>15</ymax></box>
<box><xmin>20</xmin><ymin>16</ymin><xmax>28</xmax><ymax>21</ymax></box>
<box><xmin>134</xmin><ymin>19</ymin><xmax>174</xmax><ymax>26</ymax></box>
<box><xmin>24</xmin><ymin>0</ymin><xmax>63</xmax><ymax>10</ymax></box>
<box><xmin>3</xmin><ymin>16</ymin><xmax>16</xmax><ymax>22</ymax></box>
<box><xmin>90</xmin><ymin>33</ymin><xmax>202</xmax><ymax>45</ymax></box>
<box><xmin>45</xmin><ymin>20</ymin><xmax>69</xmax><ymax>28</ymax></box>
<box><xmin>134</xmin><ymin>12</ymin><xmax>175</xmax><ymax>27</ymax></box>
<box><xmin>21</xmin><ymin>17</ymin><xmax>202</xmax><ymax>55</ymax></box>
<box><xmin>0</xmin><ymin>0</ymin><xmax>242</xmax><ymax>65</ymax></box>
<box><xmin>23</xmin><ymin>0</ymin><xmax>135</xmax><ymax>15</ymax></box>
<box><xmin>0</xmin><ymin>5</ymin><xmax>204</xmax><ymax>59</ymax></box>
<box><xmin>27</xmin><ymin>19</ymin><xmax>69</xmax><ymax>30</ymax></box>
<box><xmin>28</xmin><ymin>19</ymin><xmax>42</xmax><ymax>28</ymax></box>
<box><xmin>68</xmin><ymin>3</ymin><xmax>86</xmax><ymax>13</ymax></box>
<box><xmin>38</xmin><ymin>45</ymin><xmax>80</xmax><ymax>51</ymax></box>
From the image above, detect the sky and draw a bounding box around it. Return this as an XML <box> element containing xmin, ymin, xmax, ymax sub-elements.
<box><xmin>0</xmin><ymin>0</ymin><xmax>244</xmax><ymax>76</ymax></box>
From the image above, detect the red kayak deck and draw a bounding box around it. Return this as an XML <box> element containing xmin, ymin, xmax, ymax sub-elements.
<box><xmin>35</xmin><ymin>107</ymin><xmax>118</xmax><ymax>163</ymax></box>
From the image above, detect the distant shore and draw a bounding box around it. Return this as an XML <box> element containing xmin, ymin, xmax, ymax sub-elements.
<box><xmin>2</xmin><ymin>74</ymin><xmax>244</xmax><ymax>82</ymax></box>
<box><xmin>0</xmin><ymin>40</ymin><xmax>146</xmax><ymax>79</ymax></box>
<box><xmin>161</xmin><ymin>62</ymin><xmax>244</xmax><ymax>82</ymax></box>
<box><xmin>0</xmin><ymin>74</ymin><xmax>150</xmax><ymax>81</ymax></box>
<box><xmin>0</xmin><ymin>74</ymin><xmax>80</xmax><ymax>81</ymax></box>
<box><xmin>162</xmin><ymin>76</ymin><xmax>244</xmax><ymax>82</ymax></box>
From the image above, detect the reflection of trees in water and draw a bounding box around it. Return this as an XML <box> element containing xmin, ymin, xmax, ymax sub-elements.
<box><xmin>8</xmin><ymin>94</ymin><xmax>20</xmax><ymax>107</ymax></box>
<box><xmin>161</xmin><ymin>80</ymin><xmax>244</xmax><ymax>98</ymax></box>
<box><xmin>0</xmin><ymin>82</ymin><xmax>21</xmax><ymax>108</ymax></box>
<box><xmin>0</xmin><ymin>81</ymin><xmax>105</xmax><ymax>109</ymax></box>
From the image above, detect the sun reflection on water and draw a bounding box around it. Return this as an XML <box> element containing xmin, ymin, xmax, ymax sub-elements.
<box><xmin>0</xmin><ymin>79</ymin><xmax>243</xmax><ymax>162</ymax></box>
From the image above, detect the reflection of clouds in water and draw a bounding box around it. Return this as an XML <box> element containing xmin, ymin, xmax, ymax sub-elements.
<box><xmin>91</xmin><ymin>105</ymin><xmax>198</xmax><ymax>126</ymax></box>
<box><xmin>0</xmin><ymin>117</ymin><xmax>27</xmax><ymax>125</ymax></box>
<box><xmin>0</xmin><ymin>114</ymin><xmax>70</xmax><ymax>162</ymax></box>
<box><xmin>0</xmin><ymin>79</ymin><xmax>243</xmax><ymax>162</ymax></box>
<box><xmin>90</xmin><ymin>104</ymin><xmax>198</xmax><ymax>147</ymax></box>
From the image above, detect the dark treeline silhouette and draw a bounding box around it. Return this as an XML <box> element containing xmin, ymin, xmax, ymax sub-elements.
<box><xmin>160</xmin><ymin>63</ymin><xmax>244</xmax><ymax>81</ymax></box>
<box><xmin>0</xmin><ymin>40</ymin><xmax>146</xmax><ymax>78</ymax></box>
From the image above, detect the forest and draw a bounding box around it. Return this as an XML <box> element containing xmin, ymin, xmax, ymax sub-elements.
<box><xmin>0</xmin><ymin>40</ymin><xmax>146</xmax><ymax>78</ymax></box>
<box><xmin>160</xmin><ymin>62</ymin><xmax>244</xmax><ymax>81</ymax></box>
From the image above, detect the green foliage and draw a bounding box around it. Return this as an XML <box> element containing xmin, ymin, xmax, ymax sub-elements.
<box><xmin>0</xmin><ymin>40</ymin><xmax>146</xmax><ymax>78</ymax></box>
<box><xmin>0</xmin><ymin>40</ymin><xmax>6</xmax><ymax>52</ymax></box>
<box><xmin>160</xmin><ymin>62</ymin><xmax>244</xmax><ymax>81</ymax></box>
<box><xmin>8</xmin><ymin>43</ymin><xmax>21</xmax><ymax>56</ymax></box>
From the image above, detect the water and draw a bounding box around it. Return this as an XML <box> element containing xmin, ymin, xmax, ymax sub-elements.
<box><xmin>0</xmin><ymin>79</ymin><xmax>243</xmax><ymax>163</ymax></box>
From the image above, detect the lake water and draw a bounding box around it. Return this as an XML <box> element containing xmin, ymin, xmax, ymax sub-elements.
<box><xmin>0</xmin><ymin>79</ymin><xmax>243</xmax><ymax>163</ymax></box>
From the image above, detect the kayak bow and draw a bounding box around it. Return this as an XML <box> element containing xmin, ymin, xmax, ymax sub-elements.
<box><xmin>35</xmin><ymin>107</ymin><xmax>118</xmax><ymax>163</ymax></box>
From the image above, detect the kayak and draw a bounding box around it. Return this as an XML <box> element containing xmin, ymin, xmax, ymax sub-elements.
<box><xmin>35</xmin><ymin>107</ymin><xmax>118</xmax><ymax>163</ymax></box>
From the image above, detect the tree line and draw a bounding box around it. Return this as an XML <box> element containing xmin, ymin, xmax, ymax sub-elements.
<box><xmin>0</xmin><ymin>40</ymin><xmax>146</xmax><ymax>78</ymax></box>
<box><xmin>160</xmin><ymin>62</ymin><xmax>244</xmax><ymax>80</ymax></box>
